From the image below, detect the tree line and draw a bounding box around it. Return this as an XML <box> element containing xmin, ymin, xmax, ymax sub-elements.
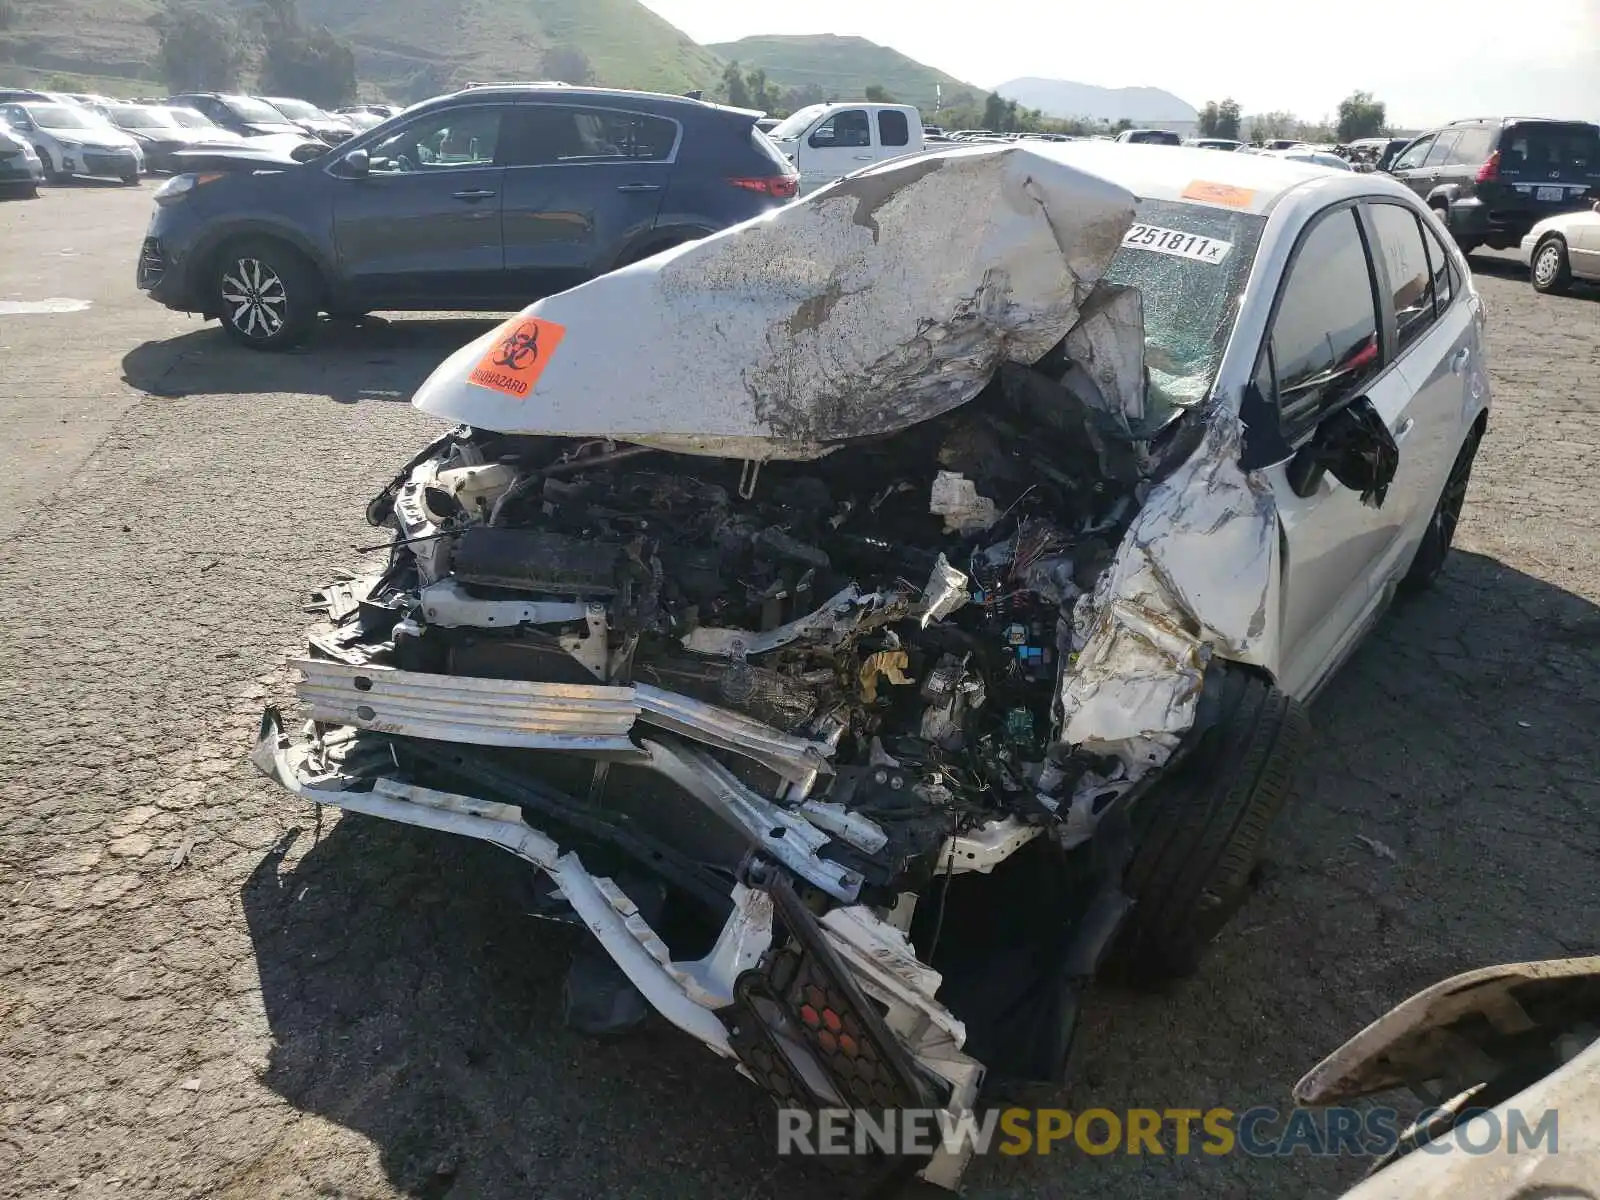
<box><xmin>1200</xmin><ymin>91</ymin><xmax>1390</xmax><ymax>143</ymax></box>
<box><xmin>716</xmin><ymin>68</ymin><xmax>1391</xmax><ymax>145</ymax></box>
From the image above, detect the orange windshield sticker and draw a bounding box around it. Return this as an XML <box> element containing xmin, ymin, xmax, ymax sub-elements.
<box><xmin>467</xmin><ymin>316</ymin><xmax>566</xmax><ymax>399</ymax></box>
<box><xmin>1181</xmin><ymin>180</ymin><xmax>1256</xmax><ymax>208</ymax></box>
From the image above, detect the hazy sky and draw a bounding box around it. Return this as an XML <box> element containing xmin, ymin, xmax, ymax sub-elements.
<box><xmin>640</xmin><ymin>0</ymin><xmax>1600</xmax><ymax>126</ymax></box>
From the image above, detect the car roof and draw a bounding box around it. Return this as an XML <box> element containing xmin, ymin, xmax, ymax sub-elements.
<box><xmin>1010</xmin><ymin>140</ymin><xmax>1379</xmax><ymax>215</ymax></box>
<box><xmin>430</xmin><ymin>83</ymin><xmax>736</xmax><ymax>114</ymax></box>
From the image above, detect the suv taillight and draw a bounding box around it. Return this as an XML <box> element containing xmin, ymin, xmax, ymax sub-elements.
<box><xmin>1475</xmin><ymin>150</ymin><xmax>1500</xmax><ymax>183</ymax></box>
<box><xmin>729</xmin><ymin>174</ymin><xmax>799</xmax><ymax>199</ymax></box>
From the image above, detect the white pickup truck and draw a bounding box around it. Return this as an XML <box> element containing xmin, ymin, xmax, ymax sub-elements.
<box><xmin>762</xmin><ymin>102</ymin><xmax>926</xmax><ymax>195</ymax></box>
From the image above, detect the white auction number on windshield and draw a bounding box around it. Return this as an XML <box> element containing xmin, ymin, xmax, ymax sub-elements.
<box><xmin>1121</xmin><ymin>223</ymin><xmax>1233</xmax><ymax>265</ymax></box>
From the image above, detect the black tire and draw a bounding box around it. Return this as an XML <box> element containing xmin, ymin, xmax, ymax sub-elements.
<box><xmin>1112</xmin><ymin>666</ymin><xmax>1310</xmax><ymax>983</ymax></box>
<box><xmin>213</xmin><ymin>237</ymin><xmax>322</xmax><ymax>350</ymax></box>
<box><xmin>35</xmin><ymin>146</ymin><xmax>63</xmax><ymax>184</ymax></box>
<box><xmin>616</xmin><ymin>231</ymin><xmax>704</xmax><ymax>268</ymax></box>
<box><xmin>1530</xmin><ymin>235</ymin><xmax>1573</xmax><ymax>295</ymax></box>
<box><xmin>1401</xmin><ymin>422</ymin><xmax>1482</xmax><ymax>593</ymax></box>
<box><xmin>120</xmin><ymin>170</ymin><xmax>140</xmax><ymax>186</ymax></box>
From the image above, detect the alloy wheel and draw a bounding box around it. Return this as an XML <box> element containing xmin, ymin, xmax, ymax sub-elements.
<box><xmin>220</xmin><ymin>257</ymin><xmax>289</xmax><ymax>340</ymax></box>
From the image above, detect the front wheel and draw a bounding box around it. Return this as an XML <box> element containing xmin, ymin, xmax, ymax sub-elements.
<box><xmin>1531</xmin><ymin>235</ymin><xmax>1573</xmax><ymax>295</ymax></box>
<box><xmin>34</xmin><ymin>146</ymin><xmax>63</xmax><ymax>184</ymax></box>
<box><xmin>214</xmin><ymin>239</ymin><xmax>321</xmax><ymax>350</ymax></box>
<box><xmin>120</xmin><ymin>171</ymin><xmax>140</xmax><ymax>186</ymax></box>
<box><xmin>1401</xmin><ymin>424</ymin><xmax>1482</xmax><ymax>593</ymax></box>
<box><xmin>1111</xmin><ymin>666</ymin><xmax>1310</xmax><ymax>983</ymax></box>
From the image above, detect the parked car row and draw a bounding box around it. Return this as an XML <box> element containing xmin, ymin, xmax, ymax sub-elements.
<box><xmin>0</xmin><ymin>86</ymin><xmax>406</xmax><ymax>194</ymax></box>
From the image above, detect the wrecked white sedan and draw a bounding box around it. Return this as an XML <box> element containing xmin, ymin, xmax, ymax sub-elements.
<box><xmin>253</xmin><ymin>142</ymin><xmax>1490</xmax><ymax>1190</ymax></box>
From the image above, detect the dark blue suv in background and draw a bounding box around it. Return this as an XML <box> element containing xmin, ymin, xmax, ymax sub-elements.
<box><xmin>137</xmin><ymin>84</ymin><xmax>799</xmax><ymax>349</ymax></box>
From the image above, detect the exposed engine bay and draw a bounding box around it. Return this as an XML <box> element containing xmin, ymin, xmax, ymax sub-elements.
<box><xmin>315</xmin><ymin>357</ymin><xmax>1197</xmax><ymax>887</ymax></box>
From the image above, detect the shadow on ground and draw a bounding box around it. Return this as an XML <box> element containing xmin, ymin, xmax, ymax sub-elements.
<box><xmin>240</xmin><ymin>550</ymin><xmax>1600</xmax><ymax>1198</ymax></box>
<box><xmin>121</xmin><ymin>316</ymin><xmax>502</xmax><ymax>405</ymax></box>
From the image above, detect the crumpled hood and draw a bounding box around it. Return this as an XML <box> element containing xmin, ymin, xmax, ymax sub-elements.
<box><xmin>413</xmin><ymin>143</ymin><xmax>1138</xmax><ymax>460</ymax></box>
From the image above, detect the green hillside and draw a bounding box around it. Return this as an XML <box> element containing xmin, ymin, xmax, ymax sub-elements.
<box><xmin>707</xmin><ymin>34</ymin><xmax>982</xmax><ymax>109</ymax></box>
<box><xmin>0</xmin><ymin>0</ymin><xmax>724</xmax><ymax>101</ymax></box>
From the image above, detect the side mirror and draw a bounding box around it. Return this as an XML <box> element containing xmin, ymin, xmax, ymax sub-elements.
<box><xmin>340</xmin><ymin>147</ymin><xmax>369</xmax><ymax>176</ymax></box>
<box><xmin>1285</xmin><ymin>396</ymin><xmax>1399</xmax><ymax>506</ymax></box>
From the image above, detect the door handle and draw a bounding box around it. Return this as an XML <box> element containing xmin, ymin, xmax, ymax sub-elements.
<box><xmin>852</xmin><ymin>154</ymin><xmax>874</xmax><ymax>161</ymax></box>
<box><xmin>1393</xmin><ymin>417</ymin><xmax>1415</xmax><ymax>442</ymax></box>
<box><xmin>1449</xmin><ymin>347</ymin><xmax>1471</xmax><ymax>376</ymax></box>
<box><xmin>615</xmin><ymin>183</ymin><xmax>662</xmax><ymax>193</ymax></box>
<box><xmin>452</xmin><ymin>189</ymin><xmax>496</xmax><ymax>200</ymax></box>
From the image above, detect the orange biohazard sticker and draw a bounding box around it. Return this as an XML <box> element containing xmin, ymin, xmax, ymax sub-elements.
<box><xmin>1181</xmin><ymin>180</ymin><xmax>1256</xmax><ymax>209</ymax></box>
<box><xmin>466</xmin><ymin>316</ymin><xmax>566</xmax><ymax>400</ymax></box>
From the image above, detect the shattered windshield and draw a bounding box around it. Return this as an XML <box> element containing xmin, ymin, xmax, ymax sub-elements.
<box><xmin>1101</xmin><ymin>198</ymin><xmax>1266</xmax><ymax>431</ymax></box>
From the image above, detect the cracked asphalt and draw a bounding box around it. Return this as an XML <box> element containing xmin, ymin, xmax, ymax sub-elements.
<box><xmin>1</xmin><ymin>183</ymin><xmax>1596</xmax><ymax>1200</ymax></box>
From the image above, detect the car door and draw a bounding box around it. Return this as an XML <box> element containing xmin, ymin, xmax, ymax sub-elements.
<box><xmin>876</xmin><ymin>108</ymin><xmax>914</xmax><ymax>165</ymax></box>
<box><xmin>1411</xmin><ymin>130</ymin><xmax>1462</xmax><ymax>200</ymax></box>
<box><xmin>1566</xmin><ymin>211</ymin><xmax>1600</xmax><ymax>278</ymax></box>
<box><xmin>800</xmin><ymin>108</ymin><xmax>874</xmax><ymax>192</ymax></box>
<box><xmin>1256</xmin><ymin>204</ymin><xmax>1429</xmax><ymax>700</ymax></box>
<box><xmin>1366</xmin><ymin>201</ymin><xmax>1475</xmax><ymax>548</ymax></box>
<box><xmin>331</xmin><ymin>102</ymin><xmax>508</xmax><ymax>306</ymax></box>
<box><xmin>497</xmin><ymin>103</ymin><xmax>675</xmax><ymax>300</ymax></box>
<box><xmin>1387</xmin><ymin>133</ymin><xmax>1439</xmax><ymax>199</ymax></box>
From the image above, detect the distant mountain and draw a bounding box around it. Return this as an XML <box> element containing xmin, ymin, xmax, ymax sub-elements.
<box><xmin>0</xmin><ymin>0</ymin><xmax>725</xmax><ymax>103</ymax></box>
<box><xmin>995</xmin><ymin>77</ymin><xmax>1197</xmax><ymax>124</ymax></box>
<box><xmin>707</xmin><ymin>34</ymin><xmax>982</xmax><ymax>109</ymax></box>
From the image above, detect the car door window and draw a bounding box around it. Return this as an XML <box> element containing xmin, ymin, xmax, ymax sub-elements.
<box><xmin>809</xmin><ymin>110</ymin><xmax>870</xmax><ymax>149</ymax></box>
<box><xmin>1368</xmin><ymin>203</ymin><xmax>1436</xmax><ymax>352</ymax></box>
<box><xmin>1265</xmin><ymin>207</ymin><xmax>1382</xmax><ymax>443</ymax></box>
<box><xmin>878</xmin><ymin>110</ymin><xmax>909</xmax><ymax>148</ymax></box>
<box><xmin>501</xmin><ymin>106</ymin><xmax>677</xmax><ymax>166</ymax></box>
<box><xmin>1447</xmin><ymin>126</ymin><xmax>1495</xmax><ymax>167</ymax></box>
<box><xmin>1422</xmin><ymin>131</ymin><xmax>1460</xmax><ymax>168</ymax></box>
<box><xmin>370</xmin><ymin>107</ymin><xmax>501</xmax><ymax>173</ymax></box>
<box><xmin>1391</xmin><ymin>136</ymin><xmax>1434</xmax><ymax>171</ymax></box>
<box><xmin>1417</xmin><ymin>218</ymin><xmax>1455</xmax><ymax>314</ymax></box>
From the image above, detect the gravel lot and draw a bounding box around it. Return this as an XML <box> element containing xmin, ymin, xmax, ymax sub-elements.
<box><xmin>2</xmin><ymin>182</ymin><xmax>1596</xmax><ymax>1200</ymax></box>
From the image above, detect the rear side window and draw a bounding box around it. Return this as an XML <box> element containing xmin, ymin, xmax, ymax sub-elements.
<box><xmin>1265</xmin><ymin>207</ymin><xmax>1381</xmax><ymax>443</ymax></box>
<box><xmin>809</xmin><ymin>109</ymin><xmax>870</xmax><ymax>148</ymax></box>
<box><xmin>504</xmin><ymin>106</ymin><xmax>677</xmax><ymax>165</ymax></box>
<box><xmin>1418</xmin><ymin>218</ymin><xmax>1455</xmax><ymax>313</ymax></box>
<box><xmin>1423</xmin><ymin>131</ymin><xmax>1460</xmax><ymax>167</ymax></box>
<box><xmin>1447</xmin><ymin>126</ymin><xmax>1495</xmax><ymax>167</ymax></box>
<box><xmin>1367</xmin><ymin>203</ymin><xmax>1436</xmax><ymax>352</ymax></box>
<box><xmin>1391</xmin><ymin>136</ymin><xmax>1434</xmax><ymax>171</ymax></box>
<box><xmin>878</xmin><ymin>110</ymin><xmax>909</xmax><ymax>148</ymax></box>
<box><xmin>1498</xmin><ymin>123</ymin><xmax>1600</xmax><ymax>179</ymax></box>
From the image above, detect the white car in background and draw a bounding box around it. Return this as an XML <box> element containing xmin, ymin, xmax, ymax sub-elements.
<box><xmin>0</xmin><ymin>99</ymin><xmax>143</xmax><ymax>183</ymax></box>
<box><xmin>1520</xmin><ymin>202</ymin><xmax>1600</xmax><ymax>293</ymax></box>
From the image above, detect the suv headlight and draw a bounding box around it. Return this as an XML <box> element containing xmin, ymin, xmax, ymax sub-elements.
<box><xmin>152</xmin><ymin>171</ymin><xmax>223</xmax><ymax>204</ymax></box>
<box><xmin>56</xmin><ymin>138</ymin><xmax>82</xmax><ymax>150</ymax></box>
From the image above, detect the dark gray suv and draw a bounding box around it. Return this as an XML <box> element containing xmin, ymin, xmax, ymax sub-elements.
<box><xmin>1386</xmin><ymin>117</ymin><xmax>1600</xmax><ymax>253</ymax></box>
<box><xmin>137</xmin><ymin>85</ymin><xmax>800</xmax><ymax>349</ymax></box>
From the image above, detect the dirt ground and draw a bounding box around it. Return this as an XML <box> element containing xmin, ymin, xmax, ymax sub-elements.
<box><xmin>1</xmin><ymin>182</ymin><xmax>1596</xmax><ymax>1200</ymax></box>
